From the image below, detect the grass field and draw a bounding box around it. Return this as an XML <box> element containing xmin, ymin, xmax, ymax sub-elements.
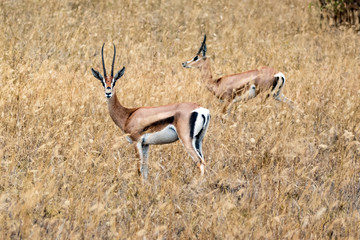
<box><xmin>1</xmin><ymin>0</ymin><xmax>360</xmax><ymax>238</ymax></box>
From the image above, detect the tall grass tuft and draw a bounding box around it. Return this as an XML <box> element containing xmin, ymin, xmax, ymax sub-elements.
<box><xmin>1</xmin><ymin>0</ymin><xmax>359</xmax><ymax>238</ymax></box>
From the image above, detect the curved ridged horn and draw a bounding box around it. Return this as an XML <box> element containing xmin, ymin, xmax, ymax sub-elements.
<box><xmin>111</xmin><ymin>44</ymin><xmax>116</xmax><ymax>77</ymax></box>
<box><xmin>197</xmin><ymin>35</ymin><xmax>207</xmax><ymax>55</ymax></box>
<box><xmin>101</xmin><ymin>43</ymin><xmax>107</xmax><ymax>77</ymax></box>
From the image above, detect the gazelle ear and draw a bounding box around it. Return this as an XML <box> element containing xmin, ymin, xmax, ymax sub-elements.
<box><xmin>114</xmin><ymin>66</ymin><xmax>125</xmax><ymax>83</ymax></box>
<box><xmin>91</xmin><ymin>68</ymin><xmax>103</xmax><ymax>81</ymax></box>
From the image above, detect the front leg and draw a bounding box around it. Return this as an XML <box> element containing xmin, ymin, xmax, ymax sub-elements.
<box><xmin>226</xmin><ymin>95</ymin><xmax>245</xmax><ymax>115</ymax></box>
<box><xmin>226</xmin><ymin>84</ymin><xmax>256</xmax><ymax>115</ymax></box>
<box><xmin>135</xmin><ymin>141</ymin><xmax>150</xmax><ymax>179</ymax></box>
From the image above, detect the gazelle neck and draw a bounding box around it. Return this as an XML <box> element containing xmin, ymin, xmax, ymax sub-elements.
<box><xmin>200</xmin><ymin>58</ymin><xmax>217</xmax><ymax>93</ymax></box>
<box><xmin>107</xmin><ymin>90</ymin><xmax>133</xmax><ymax>132</ymax></box>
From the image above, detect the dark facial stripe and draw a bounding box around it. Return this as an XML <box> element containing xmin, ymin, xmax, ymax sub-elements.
<box><xmin>143</xmin><ymin>116</ymin><xmax>175</xmax><ymax>132</ymax></box>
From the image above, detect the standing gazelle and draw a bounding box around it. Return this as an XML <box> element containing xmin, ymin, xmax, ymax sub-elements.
<box><xmin>91</xmin><ymin>44</ymin><xmax>210</xmax><ymax>179</ymax></box>
<box><xmin>182</xmin><ymin>35</ymin><xmax>295</xmax><ymax>113</ymax></box>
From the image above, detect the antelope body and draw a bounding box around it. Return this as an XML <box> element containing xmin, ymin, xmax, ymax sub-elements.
<box><xmin>182</xmin><ymin>35</ymin><xmax>294</xmax><ymax>113</ymax></box>
<box><xmin>91</xmin><ymin>44</ymin><xmax>210</xmax><ymax>179</ymax></box>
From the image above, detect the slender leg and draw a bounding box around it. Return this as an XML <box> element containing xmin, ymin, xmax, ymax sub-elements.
<box><xmin>135</xmin><ymin>141</ymin><xmax>150</xmax><ymax>179</ymax></box>
<box><xmin>176</xmin><ymin>130</ymin><xmax>203</xmax><ymax>175</ymax></box>
<box><xmin>193</xmin><ymin>114</ymin><xmax>210</xmax><ymax>161</ymax></box>
<box><xmin>227</xmin><ymin>84</ymin><xmax>256</xmax><ymax>115</ymax></box>
<box><xmin>270</xmin><ymin>74</ymin><xmax>300</xmax><ymax>111</ymax></box>
<box><xmin>227</xmin><ymin>94</ymin><xmax>247</xmax><ymax>115</ymax></box>
<box><xmin>177</xmin><ymin>129</ymin><xmax>207</xmax><ymax>175</ymax></box>
<box><xmin>134</xmin><ymin>144</ymin><xmax>141</xmax><ymax>176</ymax></box>
<box><xmin>275</xmin><ymin>94</ymin><xmax>304</xmax><ymax>114</ymax></box>
<box><xmin>192</xmin><ymin>137</ymin><xmax>207</xmax><ymax>176</ymax></box>
<box><xmin>274</xmin><ymin>93</ymin><xmax>294</xmax><ymax>105</ymax></box>
<box><xmin>142</xmin><ymin>144</ymin><xmax>149</xmax><ymax>179</ymax></box>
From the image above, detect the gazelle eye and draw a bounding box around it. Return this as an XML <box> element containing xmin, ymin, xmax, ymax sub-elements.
<box><xmin>193</xmin><ymin>56</ymin><xmax>199</xmax><ymax>61</ymax></box>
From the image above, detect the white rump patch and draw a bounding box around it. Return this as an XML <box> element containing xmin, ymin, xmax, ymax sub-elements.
<box><xmin>273</xmin><ymin>72</ymin><xmax>286</xmax><ymax>98</ymax></box>
<box><xmin>192</xmin><ymin>107</ymin><xmax>210</xmax><ymax>137</ymax></box>
<box><xmin>274</xmin><ymin>72</ymin><xmax>286</xmax><ymax>84</ymax></box>
<box><xmin>191</xmin><ymin>107</ymin><xmax>210</xmax><ymax>160</ymax></box>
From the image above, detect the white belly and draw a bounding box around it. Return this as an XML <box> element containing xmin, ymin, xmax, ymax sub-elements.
<box><xmin>142</xmin><ymin>125</ymin><xmax>178</xmax><ymax>145</ymax></box>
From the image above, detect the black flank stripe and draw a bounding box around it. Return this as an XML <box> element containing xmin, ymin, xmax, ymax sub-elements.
<box><xmin>143</xmin><ymin>116</ymin><xmax>174</xmax><ymax>132</ymax></box>
<box><xmin>189</xmin><ymin>112</ymin><xmax>198</xmax><ymax>138</ymax></box>
<box><xmin>271</xmin><ymin>76</ymin><xmax>279</xmax><ymax>91</ymax></box>
<box><xmin>280</xmin><ymin>77</ymin><xmax>285</xmax><ymax>88</ymax></box>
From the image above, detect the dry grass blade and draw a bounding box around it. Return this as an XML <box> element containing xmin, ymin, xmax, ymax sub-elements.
<box><xmin>0</xmin><ymin>0</ymin><xmax>359</xmax><ymax>239</ymax></box>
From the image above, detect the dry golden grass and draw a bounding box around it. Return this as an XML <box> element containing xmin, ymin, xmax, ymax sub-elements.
<box><xmin>1</xmin><ymin>0</ymin><xmax>360</xmax><ymax>239</ymax></box>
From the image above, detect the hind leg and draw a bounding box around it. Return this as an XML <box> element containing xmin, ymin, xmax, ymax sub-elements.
<box><xmin>275</xmin><ymin>93</ymin><xmax>304</xmax><ymax>115</ymax></box>
<box><xmin>194</xmin><ymin>114</ymin><xmax>210</xmax><ymax>160</ymax></box>
<box><xmin>185</xmin><ymin>136</ymin><xmax>206</xmax><ymax>175</ymax></box>
<box><xmin>227</xmin><ymin>84</ymin><xmax>256</xmax><ymax>115</ymax></box>
<box><xmin>271</xmin><ymin>72</ymin><xmax>286</xmax><ymax>100</ymax></box>
<box><xmin>192</xmin><ymin>137</ymin><xmax>207</xmax><ymax>176</ymax></box>
<box><xmin>176</xmin><ymin>127</ymin><xmax>206</xmax><ymax>175</ymax></box>
<box><xmin>177</xmin><ymin>109</ymin><xmax>210</xmax><ymax>176</ymax></box>
<box><xmin>275</xmin><ymin>93</ymin><xmax>294</xmax><ymax>105</ymax></box>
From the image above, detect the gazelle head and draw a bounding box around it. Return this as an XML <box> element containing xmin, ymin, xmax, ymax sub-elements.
<box><xmin>182</xmin><ymin>35</ymin><xmax>207</xmax><ymax>69</ymax></box>
<box><xmin>91</xmin><ymin>43</ymin><xmax>125</xmax><ymax>99</ymax></box>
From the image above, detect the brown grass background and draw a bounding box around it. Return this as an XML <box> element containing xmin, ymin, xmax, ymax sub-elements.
<box><xmin>1</xmin><ymin>0</ymin><xmax>360</xmax><ymax>239</ymax></box>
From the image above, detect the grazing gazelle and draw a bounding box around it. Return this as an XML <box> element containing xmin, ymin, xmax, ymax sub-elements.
<box><xmin>91</xmin><ymin>44</ymin><xmax>210</xmax><ymax>179</ymax></box>
<box><xmin>182</xmin><ymin>35</ymin><xmax>295</xmax><ymax>114</ymax></box>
